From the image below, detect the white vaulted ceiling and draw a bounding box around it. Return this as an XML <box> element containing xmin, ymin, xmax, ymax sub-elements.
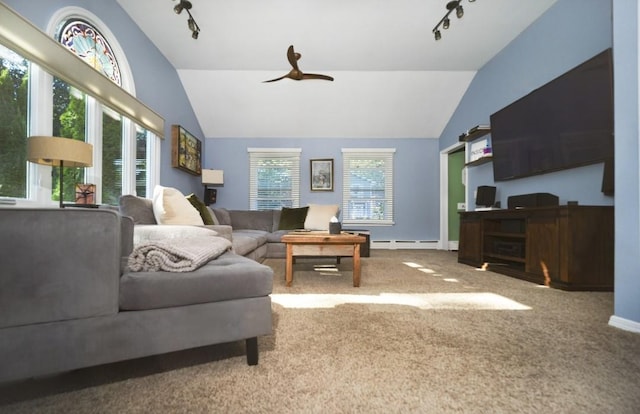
<box><xmin>117</xmin><ymin>0</ymin><xmax>558</xmax><ymax>138</ymax></box>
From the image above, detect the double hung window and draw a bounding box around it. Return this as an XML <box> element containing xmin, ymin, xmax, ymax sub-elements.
<box><xmin>248</xmin><ymin>148</ymin><xmax>301</xmax><ymax>210</ymax></box>
<box><xmin>341</xmin><ymin>148</ymin><xmax>395</xmax><ymax>225</ymax></box>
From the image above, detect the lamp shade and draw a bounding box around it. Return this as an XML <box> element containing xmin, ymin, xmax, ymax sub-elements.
<box><xmin>27</xmin><ymin>136</ymin><xmax>93</xmax><ymax>167</ymax></box>
<box><xmin>202</xmin><ymin>169</ymin><xmax>223</xmax><ymax>185</ymax></box>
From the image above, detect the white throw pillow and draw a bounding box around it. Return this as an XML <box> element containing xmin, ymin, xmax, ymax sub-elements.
<box><xmin>152</xmin><ymin>185</ymin><xmax>204</xmax><ymax>225</ymax></box>
<box><xmin>304</xmin><ymin>204</ymin><xmax>340</xmax><ymax>230</ymax></box>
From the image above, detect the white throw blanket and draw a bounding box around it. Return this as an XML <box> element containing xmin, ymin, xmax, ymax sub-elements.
<box><xmin>128</xmin><ymin>235</ymin><xmax>232</xmax><ymax>272</ymax></box>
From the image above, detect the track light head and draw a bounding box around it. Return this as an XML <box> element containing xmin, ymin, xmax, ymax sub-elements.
<box><xmin>432</xmin><ymin>0</ymin><xmax>475</xmax><ymax>41</ymax></box>
<box><xmin>174</xmin><ymin>0</ymin><xmax>192</xmax><ymax>14</ymax></box>
<box><xmin>173</xmin><ymin>0</ymin><xmax>199</xmax><ymax>40</ymax></box>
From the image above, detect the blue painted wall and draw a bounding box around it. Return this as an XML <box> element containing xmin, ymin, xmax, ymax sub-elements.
<box><xmin>3</xmin><ymin>0</ymin><xmax>205</xmax><ymax>197</ymax></box>
<box><xmin>206</xmin><ymin>138</ymin><xmax>440</xmax><ymax>242</ymax></box>
<box><xmin>440</xmin><ymin>0</ymin><xmax>614</xmax><ymax>208</ymax></box>
<box><xmin>612</xmin><ymin>0</ymin><xmax>640</xmax><ymax>326</ymax></box>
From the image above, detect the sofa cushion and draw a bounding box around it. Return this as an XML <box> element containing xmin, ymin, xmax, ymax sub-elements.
<box><xmin>304</xmin><ymin>204</ymin><xmax>340</xmax><ymax>230</ymax></box>
<box><xmin>186</xmin><ymin>193</ymin><xmax>215</xmax><ymax>224</ymax></box>
<box><xmin>232</xmin><ymin>230</ymin><xmax>269</xmax><ymax>256</ymax></box>
<box><xmin>152</xmin><ymin>185</ymin><xmax>204</xmax><ymax>225</ymax></box>
<box><xmin>278</xmin><ymin>206</ymin><xmax>309</xmax><ymax>230</ymax></box>
<box><xmin>211</xmin><ymin>208</ymin><xmax>231</xmax><ymax>226</ymax></box>
<box><xmin>206</xmin><ymin>207</ymin><xmax>220</xmax><ymax>225</ymax></box>
<box><xmin>229</xmin><ymin>210</ymin><xmax>274</xmax><ymax>232</ymax></box>
<box><xmin>119</xmin><ymin>195</ymin><xmax>157</xmax><ymax>224</ymax></box>
<box><xmin>267</xmin><ymin>229</ymin><xmax>289</xmax><ymax>243</ymax></box>
<box><xmin>119</xmin><ymin>251</ymin><xmax>273</xmax><ymax>311</ymax></box>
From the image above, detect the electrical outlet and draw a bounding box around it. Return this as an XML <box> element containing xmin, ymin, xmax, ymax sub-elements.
<box><xmin>457</xmin><ymin>202</ymin><xmax>466</xmax><ymax>210</ymax></box>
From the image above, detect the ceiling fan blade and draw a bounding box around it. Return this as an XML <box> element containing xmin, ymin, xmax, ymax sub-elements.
<box><xmin>287</xmin><ymin>45</ymin><xmax>300</xmax><ymax>71</ymax></box>
<box><xmin>302</xmin><ymin>73</ymin><xmax>334</xmax><ymax>81</ymax></box>
<box><xmin>262</xmin><ymin>75</ymin><xmax>287</xmax><ymax>83</ymax></box>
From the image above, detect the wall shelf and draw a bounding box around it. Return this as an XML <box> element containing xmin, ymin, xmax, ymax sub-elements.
<box><xmin>465</xmin><ymin>155</ymin><xmax>492</xmax><ymax>167</ymax></box>
<box><xmin>459</xmin><ymin>125</ymin><xmax>491</xmax><ymax>142</ymax></box>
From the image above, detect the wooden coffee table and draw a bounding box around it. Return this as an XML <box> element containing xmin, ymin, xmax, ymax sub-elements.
<box><xmin>281</xmin><ymin>231</ymin><xmax>367</xmax><ymax>287</ymax></box>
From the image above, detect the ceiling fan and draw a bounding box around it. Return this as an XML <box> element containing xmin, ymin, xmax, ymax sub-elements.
<box><xmin>263</xmin><ymin>45</ymin><xmax>334</xmax><ymax>83</ymax></box>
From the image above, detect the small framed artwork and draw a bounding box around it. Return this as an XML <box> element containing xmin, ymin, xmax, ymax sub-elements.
<box><xmin>310</xmin><ymin>158</ymin><xmax>333</xmax><ymax>191</ymax></box>
<box><xmin>75</xmin><ymin>183</ymin><xmax>95</xmax><ymax>204</ymax></box>
<box><xmin>171</xmin><ymin>125</ymin><xmax>202</xmax><ymax>176</ymax></box>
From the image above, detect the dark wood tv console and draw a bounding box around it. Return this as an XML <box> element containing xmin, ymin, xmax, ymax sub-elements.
<box><xmin>458</xmin><ymin>205</ymin><xmax>613</xmax><ymax>291</ymax></box>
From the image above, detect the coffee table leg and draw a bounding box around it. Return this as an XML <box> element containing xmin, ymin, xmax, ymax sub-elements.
<box><xmin>285</xmin><ymin>243</ymin><xmax>293</xmax><ymax>287</ymax></box>
<box><xmin>353</xmin><ymin>243</ymin><xmax>361</xmax><ymax>287</ymax></box>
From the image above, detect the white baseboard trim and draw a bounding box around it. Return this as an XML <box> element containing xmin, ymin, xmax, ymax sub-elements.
<box><xmin>371</xmin><ymin>240</ymin><xmax>439</xmax><ymax>250</ymax></box>
<box><xmin>608</xmin><ymin>315</ymin><xmax>640</xmax><ymax>334</ymax></box>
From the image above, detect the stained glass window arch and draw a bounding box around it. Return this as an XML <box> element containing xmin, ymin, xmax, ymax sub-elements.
<box><xmin>56</xmin><ymin>18</ymin><xmax>122</xmax><ymax>86</ymax></box>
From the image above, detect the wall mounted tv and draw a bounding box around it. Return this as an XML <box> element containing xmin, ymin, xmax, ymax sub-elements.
<box><xmin>490</xmin><ymin>48</ymin><xmax>614</xmax><ymax>182</ymax></box>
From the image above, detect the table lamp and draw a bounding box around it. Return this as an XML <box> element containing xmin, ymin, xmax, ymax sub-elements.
<box><xmin>202</xmin><ymin>169</ymin><xmax>224</xmax><ymax>205</ymax></box>
<box><xmin>27</xmin><ymin>136</ymin><xmax>93</xmax><ymax>208</ymax></box>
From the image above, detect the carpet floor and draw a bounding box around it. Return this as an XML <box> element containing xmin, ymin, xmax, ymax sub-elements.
<box><xmin>1</xmin><ymin>250</ymin><xmax>639</xmax><ymax>413</ymax></box>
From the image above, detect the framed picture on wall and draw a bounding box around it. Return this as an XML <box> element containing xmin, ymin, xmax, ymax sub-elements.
<box><xmin>171</xmin><ymin>125</ymin><xmax>202</xmax><ymax>176</ymax></box>
<box><xmin>310</xmin><ymin>158</ymin><xmax>333</xmax><ymax>191</ymax></box>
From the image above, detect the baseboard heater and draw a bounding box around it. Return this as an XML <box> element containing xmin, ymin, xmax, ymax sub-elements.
<box><xmin>371</xmin><ymin>240</ymin><xmax>438</xmax><ymax>250</ymax></box>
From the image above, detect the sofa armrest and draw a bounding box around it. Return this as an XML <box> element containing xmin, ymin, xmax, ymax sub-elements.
<box><xmin>0</xmin><ymin>208</ymin><xmax>122</xmax><ymax>329</ymax></box>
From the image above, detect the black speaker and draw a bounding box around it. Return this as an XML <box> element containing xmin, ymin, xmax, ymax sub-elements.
<box><xmin>204</xmin><ymin>188</ymin><xmax>217</xmax><ymax>205</ymax></box>
<box><xmin>507</xmin><ymin>193</ymin><xmax>559</xmax><ymax>209</ymax></box>
<box><xmin>475</xmin><ymin>186</ymin><xmax>496</xmax><ymax>207</ymax></box>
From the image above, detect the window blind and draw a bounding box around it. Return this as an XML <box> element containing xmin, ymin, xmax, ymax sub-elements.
<box><xmin>248</xmin><ymin>148</ymin><xmax>301</xmax><ymax>210</ymax></box>
<box><xmin>342</xmin><ymin>148</ymin><xmax>395</xmax><ymax>225</ymax></box>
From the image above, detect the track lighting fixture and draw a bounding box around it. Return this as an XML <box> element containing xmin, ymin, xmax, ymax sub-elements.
<box><xmin>172</xmin><ymin>0</ymin><xmax>200</xmax><ymax>40</ymax></box>
<box><xmin>432</xmin><ymin>0</ymin><xmax>476</xmax><ymax>41</ymax></box>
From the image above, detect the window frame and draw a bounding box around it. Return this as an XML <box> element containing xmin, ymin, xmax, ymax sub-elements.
<box><xmin>248</xmin><ymin>148</ymin><xmax>301</xmax><ymax>211</ymax></box>
<box><xmin>341</xmin><ymin>148</ymin><xmax>396</xmax><ymax>226</ymax></box>
<box><xmin>0</xmin><ymin>6</ymin><xmax>160</xmax><ymax>205</ymax></box>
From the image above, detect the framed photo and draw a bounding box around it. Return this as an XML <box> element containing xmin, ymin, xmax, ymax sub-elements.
<box><xmin>171</xmin><ymin>125</ymin><xmax>202</xmax><ymax>176</ymax></box>
<box><xmin>75</xmin><ymin>183</ymin><xmax>95</xmax><ymax>205</ymax></box>
<box><xmin>310</xmin><ymin>158</ymin><xmax>333</xmax><ymax>191</ymax></box>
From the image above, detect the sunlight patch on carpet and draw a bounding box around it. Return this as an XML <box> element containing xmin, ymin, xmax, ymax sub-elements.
<box><xmin>404</xmin><ymin>261</ymin><xmax>438</xmax><ymax>275</ymax></box>
<box><xmin>271</xmin><ymin>292</ymin><xmax>531</xmax><ymax>310</ymax></box>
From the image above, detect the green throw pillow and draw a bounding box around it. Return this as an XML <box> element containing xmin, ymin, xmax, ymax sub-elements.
<box><xmin>186</xmin><ymin>193</ymin><xmax>215</xmax><ymax>225</ymax></box>
<box><xmin>278</xmin><ymin>206</ymin><xmax>309</xmax><ymax>230</ymax></box>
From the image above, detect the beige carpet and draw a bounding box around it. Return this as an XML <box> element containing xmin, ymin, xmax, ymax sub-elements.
<box><xmin>1</xmin><ymin>250</ymin><xmax>639</xmax><ymax>413</ymax></box>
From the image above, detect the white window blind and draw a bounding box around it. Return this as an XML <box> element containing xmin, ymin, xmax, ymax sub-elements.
<box><xmin>342</xmin><ymin>148</ymin><xmax>395</xmax><ymax>225</ymax></box>
<box><xmin>248</xmin><ymin>148</ymin><xmax>301</xmax><ymax>210</ymax></box>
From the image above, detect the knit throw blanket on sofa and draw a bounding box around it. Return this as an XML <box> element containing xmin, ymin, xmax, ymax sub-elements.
<box><xmin>128</xmin><ymin>236</ymin><xmax>232</xmax><ymax>272</ymax></box>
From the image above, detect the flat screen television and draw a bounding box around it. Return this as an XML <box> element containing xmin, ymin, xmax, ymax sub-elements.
<box><xmin>490</xmin><ymin>49</ymin><xmax>614</xmax><ymax>183</ymax></box>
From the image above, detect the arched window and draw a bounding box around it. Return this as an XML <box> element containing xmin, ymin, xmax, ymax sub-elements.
<box><xmin>57</xmin><ymin>18</ymin><xmax>122</xmax><ymax>86</ymax></box>
<box><xmin>0</xmin><ymin>6</ymin><xmax>159</xmax><ymax>205</ymax></box>
<box><xmin>42</xmin><ymin>9</ymin><xmax>158</xmax><ymax>204</ymax></box>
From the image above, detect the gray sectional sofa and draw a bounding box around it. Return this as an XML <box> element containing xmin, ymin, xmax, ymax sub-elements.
<box><xmin>210</xmin><ymin>208</ymin><xmax>290</xmax><ymax>261</ymax></box>
<box><xmin>119</xmin><ymin>195</ymin><xmax>308</xmax><ymax>262</ymax></box>
<box><xmin>0</xmin><ymin>208</ymin><xmax>274</xmax><ymax>384</ymax></box>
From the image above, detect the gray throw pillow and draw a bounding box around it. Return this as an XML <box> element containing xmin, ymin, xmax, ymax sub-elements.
<box><xmin>211</xmin><ymin>208</ymin><xmax>231</xmax><ymax>226</ymax></box>
<box><xmin>119</xmin><ymin>195</ymin><xmax>157</xmax><ymax>224</ymax></box>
